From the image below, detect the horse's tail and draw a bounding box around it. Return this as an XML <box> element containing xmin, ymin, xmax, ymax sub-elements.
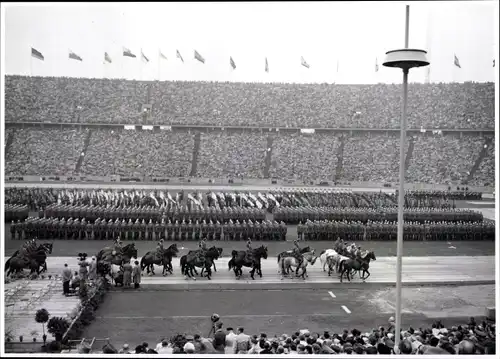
<box><xmin>5</xmin><ymin>257</ymin><xmax>12</xmax><ymax>272</ymax></box>
<box><xmin>277</xmin><ymin>253</ymin><xmax>281</xmax><ymax>264</ymax></box>
<box><xmin>319</xmin><ymin>249</ymin><xmax>326</xmax><ymax>256</ymax></box>
<box><xmin>140</xmin><ymin>256</ymin><xmax>145</xmax><ymax>271</ymax></box>
<box><xmin>338</xmin><ymin>259</ymin><xmax>346</xmax><ymax>273</ymax></box>
<box><xmin>228</xmin><ymin>258</ymin><xmax>234</xmax><ymax>271</ymax></box>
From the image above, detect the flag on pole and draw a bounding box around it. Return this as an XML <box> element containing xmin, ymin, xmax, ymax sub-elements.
<box><xmin>493</xmin><ymin>59</ymin><xmax>495</xmax><ymax>67</ymax></box>
<box><xmin>230</xmin><ymin>56</ymin><xmax>236</xmax><ymax>69</ymax></box>
<box><xmin>176</xmin><ymin>50</ymin><xmax>184</xmax><ymax>63</ymax></box>
<box><xmin>301</xmin><ymin>56</ymin><xmax>310</xmax><ymax>68</ymax></box>
<box><xmin>265</xmin><ymin>57</ymin><xmax>269</xmax><ymax>72</ymax></box>
<box><xmin>104</xmin><ymin>52</ymin><xmax>112</xmax><ymax>63</ymax></box>
<box><xmin>123</xmin><ymin>47</ymin><xmax>136</xmax><ymax>58</ymax></box>
<box><xmin>69</xmin><ymin>50</ymin><xmax>82</xmax><ymax>61</ymax></box>
<box><xmin>159</xmin><ymin>50</ymin><xmax>167</xmax><ymax>60</ymax></box>
<box><xmin>454</xmin><ymin>54</ymin><xmax>461</xmax><ymax>68</ymax></box>
<box><xmin>375</xmin><ymin>58</ymin><xmax>379</xmax><ymax>72</ymax></box>
<box><xmin>141</xmin><ymin>50</ymin><xmax>149</xmax><ymax>62</ymax></box>
<box><xmin>194</xmin><ymin>50</ymin><xmax>205</xmax><ymax>63</ymax></box>
<box><xmin>31</xmin><ymin>47</ymin><xmax>44</xmax><ymax>61</ymax></box>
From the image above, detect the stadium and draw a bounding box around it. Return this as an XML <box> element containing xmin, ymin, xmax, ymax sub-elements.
<box><xmin>2</xmin><ymin>2</ymin><xmax>497</xmax><ymax>356</ymax></box>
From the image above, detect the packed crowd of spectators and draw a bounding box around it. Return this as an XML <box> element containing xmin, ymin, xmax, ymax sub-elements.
<box><xmin>197</xmin><ymin>132</ymin><xmax>268</xmax><ymax>179</ymax></box>
<box><xmin>5</xmin><ymin>76</ymin><xmax>146</xmax><ymax>124</ymax></box>
<box><xmin>470</xmin><ymin>137</ymin><xmax>495</xmax><ymax>186</ymax></box>
<box><xmin>4</xmin><ymin>128</ymin><xmax>495</xmax><ymax>186</ymax></box>
<box><xmin>407</xmin><ymin>134</ymin><xmax>485</xmax><ymax>184</ymax></box>
<box><xmin>80</xmin><ymin>129</ymin><xmax>193</xmax><ymax>177</ymax></box>
<box><xmin>5</xmin><ymin>76</ymin><xmax>494</xmax><ymax>129</ymax></box>
<box><xmin>99</xmin><ymin>317</ymin><xmax>495</xmax><ymax>355</ymax></box>
<box><xmin>5</xmin><ymin>128</ymin><xmax>87</xmax><ymax>176</ymax></box>
<box><xmin>342</xmin><ymin>133</ymin><xmax>401</xmax><ymax>183</ymax></box>
<box><xmin>269</xmin><ymin>133</ymin><xmax>340</xmax><ymax>181</ymax></box>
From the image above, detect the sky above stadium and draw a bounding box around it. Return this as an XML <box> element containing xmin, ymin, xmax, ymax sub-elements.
<box><xmin>2</xmin><ymin>1</ymin><xmax>497</xmax><ymax>84</ymax></box>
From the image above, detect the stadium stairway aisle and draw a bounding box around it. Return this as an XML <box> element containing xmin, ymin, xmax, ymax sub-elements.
<box><xmin>405</xmin><ymin>137</ymin><xmax>415</xmax><ymax>173</ymax></box>
<box><xmin>466</xmin><ymin>137</ymin><xmax>493</xmax><ymax>183</ymax></box>
<box><xmin>335</xmin><ymin>135</ymin><xmax>345</xmax><ymax>181</ymax></box>
<box><xmin>5</xmin><ymin>129</ymin><xmax>16</xmax><ymax>156</ymax></box>
<box><xmin>75</xmin><ymin>129</ymin><xmax>93</xmax><ymax>173</ymax></box>
<box><xmin>264</xmin><ymin>136</ymin><xmax>274</xmax><ymax>178</ymax></box>
<box><xmin>189</xmin><ymin>132</ymin><xmax>201</xmax><ymax>177</ymax></box>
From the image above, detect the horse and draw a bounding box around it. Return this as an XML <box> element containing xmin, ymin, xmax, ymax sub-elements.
<box><xmin>181</xmin><ymin>246</ymin><xmax>221</xmax><ymax>280</ymax></box>
<box><xmin>277</xmin><ymin>246</ymin><xmax>311</xmax><ymax>275</ymax></box>
<box><xmin>186</xmin><ymin>247</ymin><xmax>223</xmax><ymax>276</ymax></box>
<box><xmin>96</xmin><ymin>243</ymin><xmax>138</xmax><ymax>267</ymax></box>
<box><xmin>280</xmin><ymin>250</ymin><xmax>317</xmax><ymax>280</ymax></box>
<box><xmin>318</xmin><ymin>249</ymin><xmax>347</xmax><ymax>276</ymax></box>
<box><xmin>318</xmin><ymin>249</ymin><xmax>337</xmax><ymax>272</ymax></box>
<box><xmin>140</xmin><ymin>244</ymin><xmax>179</xmax><ymax>276</ymax></box>
<box><xmin>338</xmin><ymin>251</ymin><xmax>377</xmax><ymax>282</ymax></box>
<box><xmin>5</xmin><ymin>243</ymin><xmax>53</xmax><ymax>277</ymax></box>
<box><xmin>228</xmin><ymin>245</ymin><xmax>268</xmax><ymax>280</ymax></box>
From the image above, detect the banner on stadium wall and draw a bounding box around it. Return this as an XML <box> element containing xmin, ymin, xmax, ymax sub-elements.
<box><xmin>160</xmin><ymin>126</ymin><xmax>172</xmax><ymax>131</ymax></box>
<box><xmin>124</xmin><ymin>125</ymin><xmax>135</xmax><ymax>130</ymax></box>
<box><xmin>142</xmin><ymin>125</ymin><xmax>153</xmax><ymax>130</ymax></box>
<box><xmin>300</xmin><ymin>128</ymin><xmax>315</xmax><ymax>134</ymax></box>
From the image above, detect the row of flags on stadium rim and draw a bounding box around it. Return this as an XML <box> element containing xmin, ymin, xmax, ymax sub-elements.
<box><xmin>32</xmin><ymin>47</ymin><xmax>495</xmax><ymax>71</ymax></box>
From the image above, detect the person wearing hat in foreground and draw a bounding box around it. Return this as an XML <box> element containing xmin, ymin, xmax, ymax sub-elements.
<box><xmin>118</xmin><ymin>343</ymin><xmax>131</xmax><ymax>354</ymax></box>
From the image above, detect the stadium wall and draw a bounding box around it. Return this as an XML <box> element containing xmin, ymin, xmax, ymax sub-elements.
<box><xmin>4</xmin><ymin>176</ymin><xmax>493</xmax><ymax>193</ymax></box>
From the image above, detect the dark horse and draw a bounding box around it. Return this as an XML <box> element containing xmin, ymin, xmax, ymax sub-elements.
<box><xmin>277</xmin><ymin>246</ymin><xmax>311</xmax><ymax>275</ymax></box>
<box><xmin>228</xmin><ymin>245</ymin><xmax>268</xmax><ymax>280</ymax></box>
<box><xmin>96</xmin><ymin>243</ymin><xmax>138</xmax><ymax>267</ymax></box>
<box><xmin>338</xmin><ymin>251</ymin><xmax>376</xmax><ymax>282</ymax></box>
<box><xmin>5</xmin><ymin>243</ymin><xmax>54</xmax><ymax>277</ymax></box>
<box><xmin>140</xmin><ymin>244</ymin><xmax>179</xmax><ymax>276</ymax></box>
<box><xmin>180</xmin><ymin>246</ymin><xmax>221</xmax><ymax>280</ymax></box>
<box><xmin>197</xmin><ymin>248</ymin><xmax>223</xmax><ymax>276</ymax></box>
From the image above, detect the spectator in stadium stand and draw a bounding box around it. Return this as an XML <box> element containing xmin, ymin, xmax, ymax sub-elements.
<box><xmin>5</xmin><ymin>76</ymin><xmax>494</xmax><ymax>129</ymax></box>
<box><xmin>118</xmin><ymin>344</ymin><xmax>131</xmax><ymax>354</ymax></box>
<box><xmin>213</xmin><ymin>322</ymin><xmax>227</xmax><ymax>354</ymax></box>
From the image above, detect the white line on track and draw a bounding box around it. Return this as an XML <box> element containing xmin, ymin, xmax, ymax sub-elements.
<box><xmin>341</xmin><ymin>305</ymin><xmax>351</xmax><ymax>314</ymax></box>
<box><xmin>328</xmin><ymin>291</ymin><xmax>336</xmax><ymax>298</ymax></box>
<box><xmin>96</xmin><ymin>313</ymin><xmax>347</xmax><ymax>320</ymax></box>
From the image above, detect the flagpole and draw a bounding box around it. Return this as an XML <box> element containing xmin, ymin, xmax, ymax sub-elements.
<box><xmin>158</xmin><ymin>51</ymin><xmax>161</xmax><ymax>81</ymax></box>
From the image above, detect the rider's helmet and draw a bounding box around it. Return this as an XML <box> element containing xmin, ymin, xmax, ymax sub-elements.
<box><xmin>211</xmin><ymin>313</ymin><xmax>220</xmax><ymax>322</ymax></box>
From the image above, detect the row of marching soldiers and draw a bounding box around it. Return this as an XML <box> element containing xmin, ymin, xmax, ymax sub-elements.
<box><xmin>10</xmin><ymin>217</ymin><xmax>288</xmax><ymax>241</ymax></box>
<box><xmin>42</xmin><ymin>204</ymin><xmax>267</xmax><ymax>223</ymax></box>
<box><xmin>297</xmin><ymin>220</ymin><xmax>496</xmax><ymax>241</ymax></box>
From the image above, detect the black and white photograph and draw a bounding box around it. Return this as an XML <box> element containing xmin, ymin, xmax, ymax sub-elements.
<box><xmin>0</xmin><ymin>1</ymin><xmax>498</xmax><ymax>356</ymax></box>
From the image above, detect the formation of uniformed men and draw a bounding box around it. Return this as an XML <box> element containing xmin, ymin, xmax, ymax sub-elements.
<box><xmin>274</xmin><ymin>207</ymin><xmax>483</xmax><ymax>224</ymax></box>
<box><xmin>222</xmin><ymin>219</ymin><xmax>287</xmax><ymax>241</ymax></box>
<box><xmin>400</xmin><ymin>190</ymin><xmax>482</xmax><ymax>201</ymax></box>
<box><xmin>42</xmin><ymin>204</ymin><xmax>266</xmax><ymax>223</ymax></box>
<box><xmin>10</xmin><ymin>216</ymin><xmax>290</xmax><ymax>242</ymax></box>
<box><xmin>5</xmin><ymin>204</ymin><xmax>29</xmax><ymax>222</ymax></box>
<box><xmin>296</xmin><ymin>219</ymin><xmax>495</xmax><ymax>241</ymax></box>
<box><xmin>11</xmin><ymin>217</ymin><xmax>224</xmax><ymax>242</ymax></box>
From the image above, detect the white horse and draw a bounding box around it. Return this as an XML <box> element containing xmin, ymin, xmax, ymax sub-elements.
<box><xmin>280</xmin><ymin>250</ymin><xmax>317</xmax><ymax>280</ymax></box>
<box><xmin>319</xmin><ymin>249</ymin><xmax>338</xmax><ymax>272</ymax></box>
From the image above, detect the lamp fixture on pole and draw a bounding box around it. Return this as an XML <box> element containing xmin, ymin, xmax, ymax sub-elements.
<box><xmin>382</xmin><ymin>5</ymin><xmax>430</xmax><ymax>352</ymax></box>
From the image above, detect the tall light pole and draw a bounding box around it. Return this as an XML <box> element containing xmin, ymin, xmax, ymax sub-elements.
<box><xmin>382</xmin><ymin>5</ymin><xmax>430</xmax><ymax>351</ymax></box>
